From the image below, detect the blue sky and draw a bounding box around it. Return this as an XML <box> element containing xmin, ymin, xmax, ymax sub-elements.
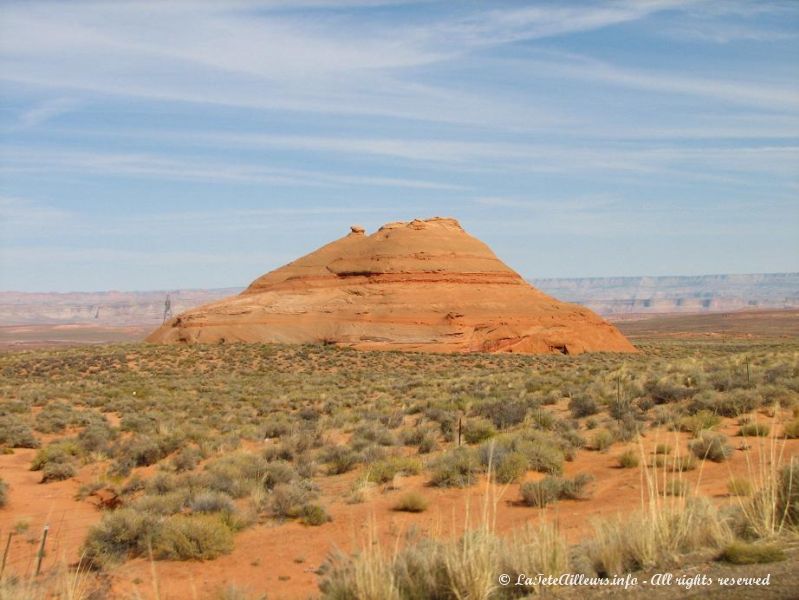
<box><xmin>1</xmin><ymin>0</ymin><xmax>797</xmax><ymax>292</ymax></box>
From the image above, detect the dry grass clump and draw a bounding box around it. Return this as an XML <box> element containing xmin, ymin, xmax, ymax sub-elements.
<box><xmin>392</xmin><ymin>492</ymin><xmax>428</xmax><ymax>513</ymax></box>
<box><xmin>617</xmin><ymin>449</ymin><xmax>640</xmax><ymax>468</ymax></box>
<box><xmin>519</xmin><ymin>474</ymin><xmax>593</xmax><ymax>507</ymax></box>
<box><xmin>689</xmin><ymin>431</ymin><xmax>732</xmax><ymax>462</ymax></box>
<box><xmin>319</xmin><ymin>520</ymin><xmax>567</xmax><ymax>600</ymax></box>
<box><xmin>586</xmin><ymin>496</ymin><xmax>731</xmax><ymax>576</ymax></box>
<box><xmin>719</xmin><ymin>540</ymin><xmax>786</xmax><ymax>564</ymax></box>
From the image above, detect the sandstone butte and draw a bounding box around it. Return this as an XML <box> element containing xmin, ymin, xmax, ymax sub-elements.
<box><xmin>147</xmin><ymin>217</ymin><xmax>636</xmax><ymax>354</ymax></box>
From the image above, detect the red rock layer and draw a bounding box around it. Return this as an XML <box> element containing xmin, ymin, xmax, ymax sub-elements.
<box><xmin>147</xmin><ymin>217</ymin><xmax>636</xmax><ymax>354</ymax></box>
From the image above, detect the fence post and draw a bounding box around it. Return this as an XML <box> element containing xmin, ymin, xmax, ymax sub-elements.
<box><xmin>35</xmin><ymin>525</ymin><xmax>49</xmax><ymax>576</ymax></box>
<box><xmin>0</xmin><ymin>531</ymin><xmax>12</xmax><ymax>578</ymax></box>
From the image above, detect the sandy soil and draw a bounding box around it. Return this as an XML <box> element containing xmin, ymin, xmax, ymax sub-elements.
<box><xmin>3</xmin><ymin>416</ymin><xmax>795</xmax><ymax>600</ymax></box>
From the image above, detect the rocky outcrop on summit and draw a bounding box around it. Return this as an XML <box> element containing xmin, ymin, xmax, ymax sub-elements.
<box><xmin>147</xmin><ymin>217</ymin><xmax>636</xmax><ymax>354</ymax></box>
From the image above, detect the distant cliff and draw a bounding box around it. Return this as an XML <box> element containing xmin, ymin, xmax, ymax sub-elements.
<box><xmin>532</xmin><ymin>273</ymin><xmax>799</xmax><ymax>316</ymax></box>
<box><xmin>1</xmin><ymin>273</ymin><xmax>797</xmax><ymax>325</ymax></box>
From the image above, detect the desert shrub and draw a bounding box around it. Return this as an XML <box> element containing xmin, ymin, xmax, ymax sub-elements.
<box><xmin>493</xmin><ymin>451</ymin><xmax>528</xmax><ymax>484</ymax></box>
<box><xmin>645</xmin><ymin>376</ymin><xmax>695</xmax><ymax>404</ymax></box>
<box><xmin>0</xmin><ymin>478</ymin><xmax>7</xmax><ymax>507</ymax></box>
<box><xmin>323</xmin><ymin>445</ymin><xmax>359</xmax><ymax>475</ymax></box>
<box><xmin>739</xmin><ymin>422</ymin><xmax>770</xmax><ymax>437</ymax></box>
<box><xmin>133</xmin><ymin>491</ymin><xmax>187</xmax><ymax>516</ymax></box>
<box><xmin>589</xmin><ymin>429</ymin><xmax>615</xmax><ymax>452</ymax></box>
<box><xmin>120</xmin><ymin>413</ymin><xmax>158</xmax><ymax>434</ymax></box>
<box><xmin>587</xmin><ymin>497</ymin><xmax>731</xmax><ymax>576</ymax></box>
<box><xmin>83</xmin><ymin>508</ymin><xmax>159</xmax><ymax>567</ymax></box>
<box><xmin>669</xmin><ymin>454</ymin><xmax>697</xmax><ymax>472</ymax></box>
<box><xmin>270</xmin><ymin>481</ymin><xmax>317</xmax><ymax>519</ymax></box>
<box><xmin>728</xmin><ymin>477</ymin><xmax>754</xmax><ymax>496</ymax></box>
<box><xmin>0</xmin><ymin>416</ymin><xmax>39</xmax><ymax>449</ymax></box>
<box><xmin>655</xmin><ymin>444</ymin><xmax>672</xmax><ymax>455</ymax></box>
<box><xmin>153</xmin><ymin>514</ymin><xmax>234</xmax><ymax>560</ymax></box>
<box><xmin>476</xmin><ymin>400</ymin><xmax>528</xmax><ymax>429</ymax></box>
<box><xmin>617</xmin><ymin>449</ymin><xmax>639</xmax><ymax>469</ymax></box>
<box><xmin>349</xmin><ymin>424</ymin><xmax>395</xmax><ymax>449</ymax></box>
<box><xmin>560</xmin><ymin>473</ymin><xmax>594</xmax><ymax>500</ymax></box>
<box><xmin>783</xmin><ymin>418</ymin><xmax>799</xmax><ymax>439</ymax></box>
<box><xmin>664</xmin><ymin>479</ymin><xmax>689</xmax><ymax>497</ymax></box>
<box><xmin>714</xmin><ymin>390</ymin><xmax>761</xmax><ymax>417</ymax></box>
<box><xmin>417</xmin><ymin>432</ymin><xmax>438</xmax><ymax>454</ymax></box>
<box><xmin>568</xmin><ymin>394</ymin><xmax>598</xmax><ymax>419</ymax></box>
<box><xmin>300</xmin><ymin>503</ymin><xmax>332</xmax><ymax>526</ymax></box>
<box><xmin>41</xmin><ymin>461</ymin><xmax>77</xmax><ymax>482</ymax></box>
<box><xmin>678</xmin><ymin>410</ymin><xmax>721</xmax><ymax>436</ymax></box>
<box><xmin>31</xmin><ymin>440</ymin><xmax>80</xmax><ymax>471</ymax></box>
<box><xmin>263</xmin><ymin>460</ymin><xmax>296</xmax><ymax>489</ymax></box>
<box><xmin>172</xmin><ymin>446</ymin><xmax>202</xmax><ymax>472</ymax></box>
<box><xmin>379</xmin><ymin>411</ymin><xmax>405</xmax><ymax>430</ymax></box>
<box><xmin>261</xmin><ymin>416</ymin><xmax>292</xmax><ymax>439</ymax></box>
<box><xmin>78</xmin><ymin>422</ymin><xmax>116</xmax><ymax>453</ymax></box>
<box><xmin>365</xmin><ymin>456</ymin><xmax>422</xmax><ymax>484</ymax></box>
<box><xmin>33</xmin><ymin>402</ymin><xmax>77</xmax><ymax>433</ymax></box>
<box><xmin>203</xmin><ymin>452</ymin><xmax>268</xmax><ymax>498</ymax></box>
<box><xmin>190</xmin><ymin>491</ymin><xmax>235</xmax><ymax>514</ymax></box>
<box><xmin>429</xmin><ymin>447</ymin><xmax>481</xmax><ymax>488</ymax></box>
<box><xmin>519</xmin><ymin>474</ymin><xmax>592</xmax><ymax>507</ymax></box>
<box><xmin>511</xmin><ymin>432</ymin><xmax>566</xmax><ymax>474</ymax></box>
<box><xmin>393</xmin><ymin>492</ymin><xmax>428</xmax><ymax>513</ymax></box>
<box><xmin>778</xmin><ymin>459</ymin><xmax>799</xmax><ymax>527</ymax></box>
<box><xmin>463</xmin><ymin>418</ymin><xmax>495</xmax><ymax>444</ymax></box>
<box><xmin>689</xmin><ymin>432</ymin><xmax>732</xmax><ymax>462</ymax></box>
<box><xmin>719</xmin><ymin>541</ymin><xmax>785</xmax><ymax>564</ymax></box>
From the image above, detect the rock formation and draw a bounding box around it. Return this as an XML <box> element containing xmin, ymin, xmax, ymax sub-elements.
<box><xmin>147</xmin><ymin>217</ymin><xmax>636</xmax><ymax>354</ymax></box>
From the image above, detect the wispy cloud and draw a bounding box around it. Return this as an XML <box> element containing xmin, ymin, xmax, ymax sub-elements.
<box><xmin>2</xmin><ymin>147</ymin><xmax>465</xmax><ymax>190</ymax></box>
<box><xmin>13</xmin><ymin>98</ymin><xmax>81</xmax><ymax>129</ymax></box>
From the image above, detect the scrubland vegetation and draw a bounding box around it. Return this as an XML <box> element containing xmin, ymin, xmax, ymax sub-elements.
<box><xmin>0</xmin><ymin>339</ymin><xmax>797</xmax><ymax>598</ymax></box>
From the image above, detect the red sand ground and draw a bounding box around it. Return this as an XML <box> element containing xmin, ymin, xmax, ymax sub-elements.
<box><xmin>2</xmin><ymin>414</ymin><xmax>796</xmax><ymax>600</ymax></box>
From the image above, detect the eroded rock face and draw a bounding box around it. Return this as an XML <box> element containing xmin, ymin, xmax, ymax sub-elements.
<box><xmin>147</xmin><ymin>217</ymin><xmax>636</xmax><ymax>354</ymax></box>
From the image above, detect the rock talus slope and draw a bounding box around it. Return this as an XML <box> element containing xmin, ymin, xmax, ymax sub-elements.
<box><xmin>147</xmin><ymin>218</ymin><xmax>635</xmax><ymax>354</ymax></box>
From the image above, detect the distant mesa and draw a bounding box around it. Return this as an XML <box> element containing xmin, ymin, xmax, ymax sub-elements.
<box><xmin>147</xmin><ymin>217</ymin><xmax>636</xmax><ymax>354</ymax></box>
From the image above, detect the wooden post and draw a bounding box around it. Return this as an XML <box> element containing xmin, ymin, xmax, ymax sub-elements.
<box><xmin>0</xmin><ymin>531</ymin><xmax>12</xmax><ymax>579</ymax></box>
<box><xmin>35</xmin><ymin>525</ymin><xmax>48</xmax><ymax>576</ymax></box>
<box><xmin>746</xmin><ymin>357</ymin><xmax>751</xmax><ymax>386</ymax></box>
<box><xmin>458</xmin><ymin>417</ymin><xmax>462</xmax><ymax>447</ymax></box>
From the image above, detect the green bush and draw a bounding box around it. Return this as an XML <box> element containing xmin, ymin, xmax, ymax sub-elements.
<box><xmin>493</xmin><ymin>451</ymin><xmax>528</xmax><ymax>484</ymax></box>
<box><xmin>519</xmin><ymin>473</ymin><xmax>593</xmax><ymax>507</ymax></box>
<box><xmin>568</xmin><ymin>395</ymin><xmax>598</xmax><ymax>418</ymax></box>
<box><xmin>520</xmin><ymin>477</ymin><xmax>562</xmax><ymax>507</ymax></box>
<box><xmin>190</xmin><ymin>491</ymin><xmax>235</xmax><ymax>514</ymax></box>
<box><xmin>739</xmin><ymin>422</ymin><xmax>770</xmax><ymax>437</ymax></box>
<box><xmin>153</xmin><ymin>514</ymin><xmax>234</xmax><ymax>560</ymax></box>
<box><xmin>270</xmin><ymin>481</ymin><xmax>317</xmax><ymax>519</ymax></box>
<box><xmin>617</xmin><ymin>449</ymin><xmax>639</xmax><ymax>469</ymax></box>
<box><xmin>365</xmin><ymin>456</ymin><xmax>422</xmax><ymax>484</ymax></box>
<box><xmin>429</xmin><ymin>447</ymin><xmax>481</xmax><ymax>488</ymax></box>
<box><xmin>323</xmin><ymin>445</ymin><xmax>359</xmax><ymax>475</ymax></box>
<box><xmin>714</xmin><ymin>390</ymin><xmax>760</xmax><ymax>418</ymax></box>
<box><xmin>678</xmin><ymin>410</ymin><xmax>721</xmax><ymax>436</ymax></box>
<box><xmin>689</xmin><ymin>432</ymin><xmax>732</xmax><ymax>462</ymax></box>
<box><xmin>720</xmin><ymin>541</ymin><xmax>786</xmax><ymax>564</ymax></box>
<box><xmin>83</xmin><ymin>508</ymin><xmax>159</xmax><ymax>567</ymax></box>
<box><xmin>463</xmin><ymin>418</ymin><xmax>496</xmax><ymax>444</ymax></box>
<box><xmin>31</xmin><ymin>440</ymin><xmax>80</xmax><ymax>471</ymax></box>
<box><xmin>783</xmin><ymin>418</ymin><xmax>799</xmax><ymax>439</ymax></box>
<box><xmin>477</xmin><ymin>400</ymin><xmax>528</xmax><ymax>429</ymax></box>
<box><xmin>393</xmin><ymin>492</ymin><xmax>428</xmax><ymax>513</ymax></box>
<box><xmin>0</xmin><ymin>416</ymin><xmax>40</xmax><ymax>449</ymax></box>
<box><xmin>300</xmin><ymin>503</ymin><xmax>332</xmax><ymax>526</ymax></box>
<box><xmin>590</xmin><ymin>429</ymin><xmax>615</xmax><ymax>452</ymax></box>
<box><xmin>41</xmin><ymin>461</ymin><xmax>77</xmax><ymax>482</ymax></box>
